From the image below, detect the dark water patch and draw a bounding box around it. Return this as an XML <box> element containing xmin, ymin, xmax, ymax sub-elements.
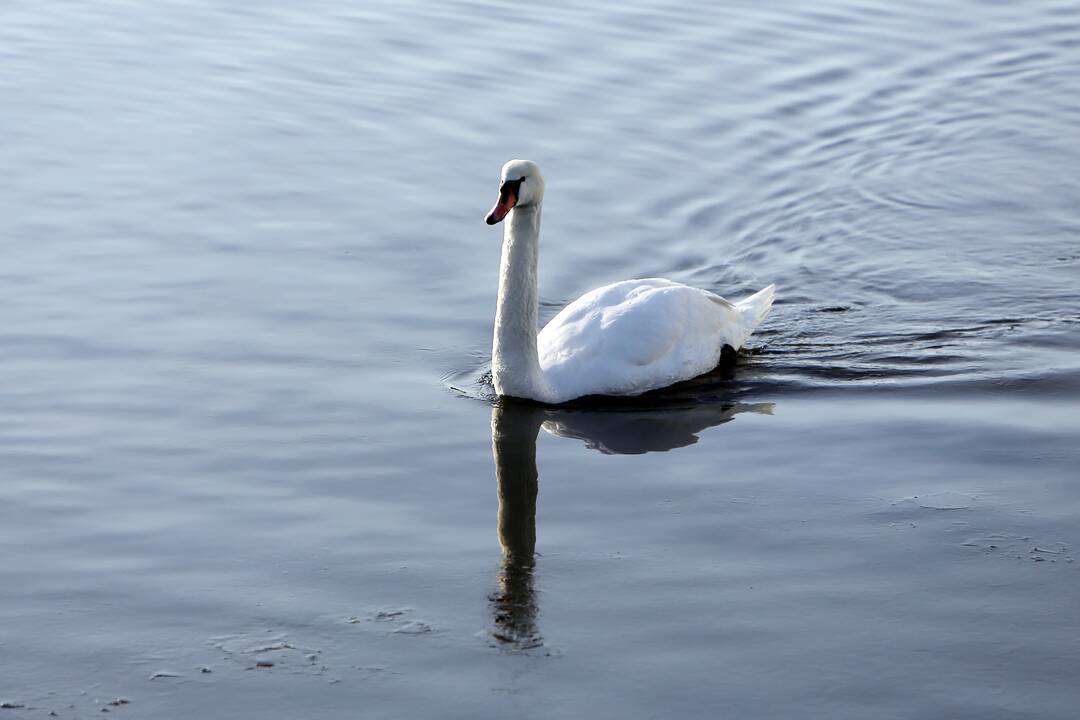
<box><xmin>769</xmin><ymin>66</ymin><xmax>854</xmax><ymax>93</ymax></box>
<box><xmin>988</xmin><ymin>50</ymin><xmax>1059</xmax><ymax>69</ymax></box>
<box><xmin>0</xmin><ymin>333</ymin><xmax>157</xmax><ymax>361</ymax></box>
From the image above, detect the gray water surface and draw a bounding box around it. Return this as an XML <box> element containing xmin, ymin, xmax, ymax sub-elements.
<box><xmin>2</xmin><ymin>0</ymin><xmax>1080</xmax><ymax>718</ymax></box>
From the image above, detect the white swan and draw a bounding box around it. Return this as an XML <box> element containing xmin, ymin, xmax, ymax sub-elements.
<box><xmin>486</xmin><ymin>159</ymin><xmax>775</xmax><ymax>405</ymax></box>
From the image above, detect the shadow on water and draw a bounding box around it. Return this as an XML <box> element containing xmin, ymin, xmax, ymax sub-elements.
<box><xmin>487</xmin><ymin>396</ymin><xmax>773</xmax><ymax>649</ymax></box>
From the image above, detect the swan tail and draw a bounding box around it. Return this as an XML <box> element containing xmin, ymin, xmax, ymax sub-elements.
<box><xmin>734</xmin><ymin>284</ymin><xmax>775</xmax><ymax>330</ymax></box>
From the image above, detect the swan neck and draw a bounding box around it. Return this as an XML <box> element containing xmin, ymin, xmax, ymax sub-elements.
<box><xmin>492</xmin><ymin>205</ymin><xmax>550</xmax><ymax>402</ymax></box>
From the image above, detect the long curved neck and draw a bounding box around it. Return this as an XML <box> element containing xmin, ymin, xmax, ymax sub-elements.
<box><xmin>492</xmin><ymin>205</ymin><xmax>550</xmax><ymax>402</ymax></box>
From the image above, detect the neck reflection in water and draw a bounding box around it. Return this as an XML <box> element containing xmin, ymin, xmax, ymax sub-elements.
<box><xmin>488</xmin><ymin>398</ymin><xmax>774</xmax><ymax>649</ymax></box>
<box><xmin>490</xmin><ymin>402</ymin><xmax>545</xmax><ymax>649</ymax></box>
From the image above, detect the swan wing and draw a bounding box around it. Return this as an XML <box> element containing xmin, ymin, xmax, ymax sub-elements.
<box><xmin>537</xmin><ymin>279</ymin><xmax>752</xmax><ymax>401</ymax></box>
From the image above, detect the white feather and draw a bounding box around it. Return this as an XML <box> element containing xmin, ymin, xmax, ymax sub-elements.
<box><xmin>488</xmin><ymin>160</ymin><xmax>775</xmax><ymax>404</ymax></box>
<box><xmin>537</xmin><ymin>279</ymin><xmax>774</xmax><ymax>400</ymax></box>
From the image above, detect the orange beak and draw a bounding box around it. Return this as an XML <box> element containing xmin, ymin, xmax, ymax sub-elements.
<box><xmin>485</xmin><ymin>182</ymin><xmax>519</xmax><ymax>225</ymax></box>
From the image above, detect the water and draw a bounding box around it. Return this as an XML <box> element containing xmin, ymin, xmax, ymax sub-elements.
<box><xmin>2</xmin><ymin>0</ymin><xmax>1079</xmax><ymax>717</ymax></box>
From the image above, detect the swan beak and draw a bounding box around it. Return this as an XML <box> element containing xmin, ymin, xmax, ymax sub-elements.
<box><xmin>485</xmin><ymin>184</ymin><xmax>518</xmax><ymax>225</ymax></box>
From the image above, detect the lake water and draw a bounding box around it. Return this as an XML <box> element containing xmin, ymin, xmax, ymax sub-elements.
<box><xmin>2</xmin><ymin>0</ymin><xmax>1079</xmax><ymax>717</ymax></box>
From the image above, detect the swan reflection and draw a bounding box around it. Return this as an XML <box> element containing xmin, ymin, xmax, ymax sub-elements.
<box><xmin>489</xmin><ymin>402</ymin><xmax>545</xmax><ymax>649</ymax></box>
<box><xmin>488</xmin><ymin>398</ymin><xmax>773</xmax><ymax>649</ymax></box>
<box><xmin>541</xmin><ymin>401</ymin><xmax>773</xmax><ymax>454</ymax></box>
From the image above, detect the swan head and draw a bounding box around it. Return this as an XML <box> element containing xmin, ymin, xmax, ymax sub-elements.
<box><xmin>485</xmin><ymin>159</ymin><xmax>545</xmax><ymax>225</ymax></box>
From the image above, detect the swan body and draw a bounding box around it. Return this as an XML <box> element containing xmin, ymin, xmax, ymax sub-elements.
<box><xmin>486</xmin><ymin>159</ymin><xmax>775</xmax><ymax>405</ymax></box>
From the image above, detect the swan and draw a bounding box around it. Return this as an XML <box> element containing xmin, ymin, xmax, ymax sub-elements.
<box><xmin>486</xmin><ymin>159</ymin><xmax>775</xmax><ymax>405</ymax></box>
